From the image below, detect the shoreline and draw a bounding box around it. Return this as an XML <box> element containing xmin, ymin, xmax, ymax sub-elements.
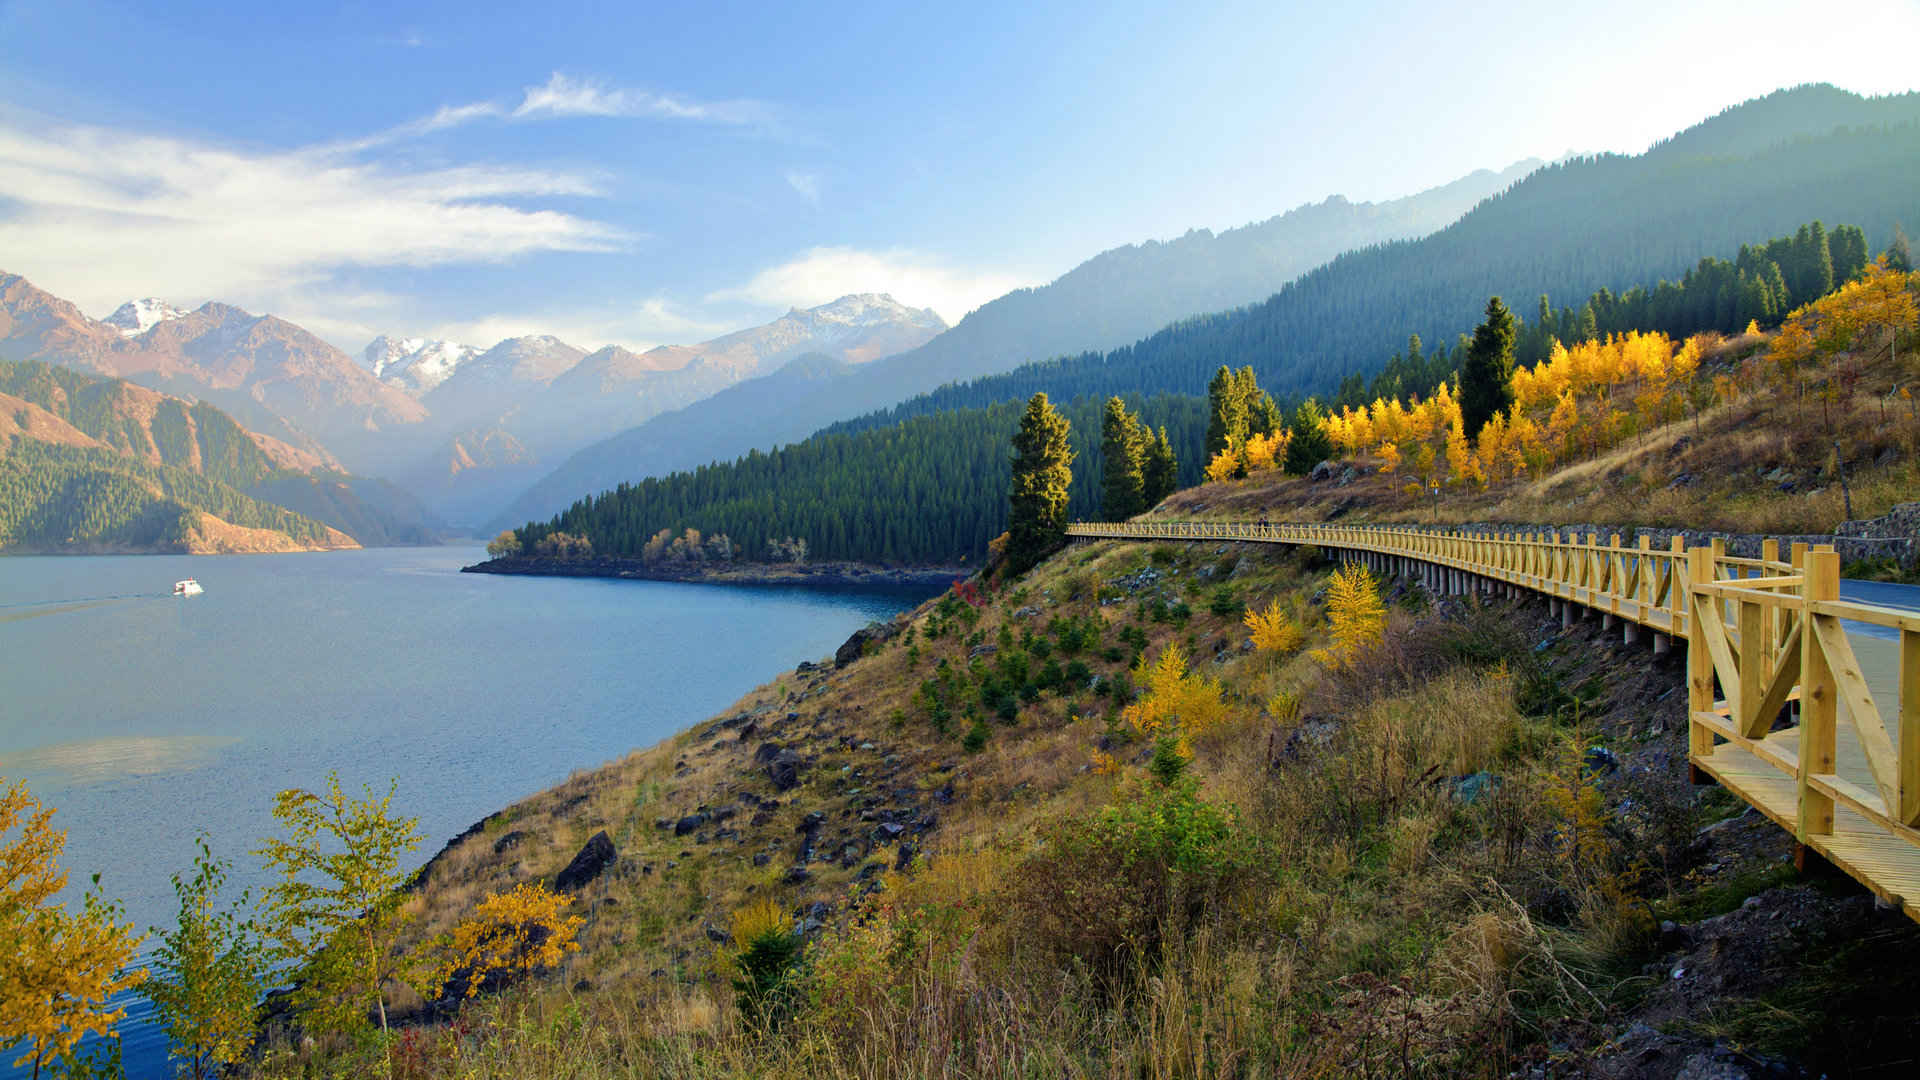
<box><xmin>460</xmin><ymin>553</ymin><xmax>969</xmax><ymax>588</ymax></box>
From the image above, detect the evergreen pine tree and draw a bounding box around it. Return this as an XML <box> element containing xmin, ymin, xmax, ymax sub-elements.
<box><xmin>1887</xmin><ymin>226</ymin><xmax>1914</xmax><ymax>273</ymax></box>
<box><xmin>1282</xmin><ymin>399</ymin><xmax>1333</xmax><ymax>475</ymax></box>
<box><xmin>1830</xmin><ymin>224</ymin><xmax>1870</xmax><ymax>282</ymax></box>
<box><xmin>1099</xmin><ymin>397</ymin><xmax>1147</xmax><ymax>520</ymax></box>
<box><xmin>1807</xmin><ymin>220</ymin><xmax>1834</xmax><ymax>298</ymax></box>
<box><xmin>1143</xmin><ymin>426</ymin><xmax>1179</xmax><ymax>507</ymax></box>
<box><xmin>1459</xmin><ymin>295</ymin><xmax>1518</xmax><ymax>438</ymax></box>
<box><xmin>1006</xmin><ymin>392</ymin><xmax>1074</xmax><ymax>575</ymax></box>
<box><xmin>1204</xmin><ymin>366</ymin><xmax>1246</xmax><ymax>458</ymax></box>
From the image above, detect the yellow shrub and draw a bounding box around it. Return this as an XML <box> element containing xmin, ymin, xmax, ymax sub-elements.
<box><xmin>436</xmin><ymin>882</ymin><xmax>582</xmax><ymax>999</ymax></box>
<box><xmin>1311</xmin><ymin>563</ymin><xmax>1384</xmax><ymax>668</ymax></box>
<box><xmin>1243</xmin><ymin>599</ymin><xmax>1304</xmax><ymax>654</ymax></box>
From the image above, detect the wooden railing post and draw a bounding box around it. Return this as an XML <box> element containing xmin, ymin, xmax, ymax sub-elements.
<box><xmin>1798</xmin><ymin>549</ymin><xmax>1839</xmax><ymax>843</ymax></box>
<box><xmin>1666</xmin><ymin>535</ymin><xmax>1687</xmax><ymax>646</ymax></box>
<box><xmin>1688</xmin><ymin>545</ymin><xmax>1717</xmax><ymax>775</ymax></box>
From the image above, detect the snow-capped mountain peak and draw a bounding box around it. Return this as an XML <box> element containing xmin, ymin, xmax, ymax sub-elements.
<box><xmin>799</xmin><ymin>293</ymin><xmax>940</xmax><ymax>330</ymax></box>
<box><xmin>103</xmin><ymin>298</ymin><xmax>189</xmax><ymax>336</ymax></box>
<box><xmin>361</xmin><ymin>335</ymin><xmax>479</xmax><ymax>394</ymax></box>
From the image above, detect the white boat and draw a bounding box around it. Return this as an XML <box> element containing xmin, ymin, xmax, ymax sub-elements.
<box><xmin>172</xmin><ymin>578</ymin><xmax>203</xmax><ymax>597</ymax></box>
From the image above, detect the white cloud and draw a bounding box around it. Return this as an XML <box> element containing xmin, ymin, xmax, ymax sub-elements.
<box><xmin>708</xmin><ymin>247</ymin><xmax>1033</xmax><ymax>325</ymax></box>
<box><xmin>0</xmin><ymin>108</ymin><xmax>628</xmax><ymax>327</ymax></box>
<box><xmin>512</xmin><ymin>73</ymin><xmax>769</xmax><ymax>127</ymax></box>
<box><xmin>426</xmin><ymin>296</ymin><xmax>735</xmax><ymax>355</ymax></box>
<box><xmin>783</xmin><ymin>169</ymin><xmax>821</xmax><ymax>205</ymax></box>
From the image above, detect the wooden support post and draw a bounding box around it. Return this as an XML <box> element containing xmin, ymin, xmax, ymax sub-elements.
<box><xmin>1688</xmin><ymin>545</ymin><xmax>1717</xmax><ymax>783</ymax></box>
<box><xmin>1561</xmin><ymin>597</ymin><xmax>1575</xmax><ymax>629</ymax></box>
<box><xmin>1738</xmin><ymin>595</ymin><xmax>1765</xmax><ymax>736</ymax></box>
<box><xmin>1797</xmin><ymin>549</ymin><xmax>1839</xmax><ymax>841</ymax></box>
<box><xmin>1901</xmin><ymin>628</ymin><xmax>1919</xmax><ymax>827</ymax></box>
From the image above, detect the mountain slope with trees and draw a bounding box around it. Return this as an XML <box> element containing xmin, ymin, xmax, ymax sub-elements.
<box><xmin>827</xmin><ymin>87</ymin><xmax>1920</xmax><ymax>430</ymax></box>
<box><xmin>499</xmin><ymin>215</ymin><xmax>1891</xmax><ymax>569</ymax></box>
<box><xmin>0</xmin><ymin>359</ymin><xmax>438</xmax><ymax>549</ymax></box>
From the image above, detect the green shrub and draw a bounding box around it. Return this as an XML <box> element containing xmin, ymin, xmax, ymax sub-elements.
<box><xmin>1207</xmin><ymin>585</ymin><xmax>1240</xmax><ymax>616</ymax></box>
<box><xmin>730</xmin><ymin>902</ymin><xmax>805</xmax><ymax>1030</ymax></box>
<box><xmin>1004</xmin><ymin>780</ymin><xmax>1264</xmax><ymax>987</ymax></box>
<box><xmin>962</xmin><ymin>718</ymin><xmax>992</xmax><ymax>753</ymax></box>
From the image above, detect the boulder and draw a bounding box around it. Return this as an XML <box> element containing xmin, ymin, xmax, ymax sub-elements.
<box><xmin>835</xmin><ymin>620</ymin><xmax>895</xmax><ymax>667</ymax></box>
<box><xmin>554</xmin><ymin>831</ymin><xmax>617</xmax><ymax>893</ymax></box>
<box><xmin>1310</xmin><ymin>460</ymin><xmax>1336</xmax><ymax>482</ymax></box>
<box><xmin>673</xmin><ymin>812</ymin><xmax>710</xmax><ymax>836</ymax></box>
<box><xmin>765</xmin><ymin>748</ymin><xmax>807</xmax><ymax>791</ymax></box>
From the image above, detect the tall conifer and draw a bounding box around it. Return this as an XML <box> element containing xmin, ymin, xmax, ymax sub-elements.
<box><xmin>1099</xmin><ymin>397</ymin><xmax>1147</xmax><ymax>520</ymax></box>
<box><xmin>1006</xmin><ymin>393</ymin><xmax>1074</xmax><ymax>575</ymax></box>
<box><xmin>1459</xmin><ymin>296</ymin><xmax>1518</xmax><ymax>438</ymax></box>
<box><xmin>1143</xmin><ymin>426</ymin><xmax>1179</xmax><ymax>507</ymax></box>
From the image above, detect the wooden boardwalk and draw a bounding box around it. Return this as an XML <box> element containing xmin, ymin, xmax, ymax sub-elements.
<box><xmin>1066</xmin><ymin>520</ymin><xmax>1920</xmax><ymax>921</ymax></box>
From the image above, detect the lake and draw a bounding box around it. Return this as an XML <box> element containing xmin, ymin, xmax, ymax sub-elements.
<box><xmin>0</xmin><ymin>545</ymin><xmax>937</xmax><ymax>1077</ymax></box>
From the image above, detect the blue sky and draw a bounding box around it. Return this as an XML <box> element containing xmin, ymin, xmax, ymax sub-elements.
<box><xmin>1</xmin><ymin>0</ymin><xmax>1916</xmax><ymax>354</ymax></box>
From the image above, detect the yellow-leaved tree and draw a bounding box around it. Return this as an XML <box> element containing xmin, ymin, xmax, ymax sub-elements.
<box><xmin>1119</xmin><ymin>646</ymin><xmax>1232</xmax><ymax>782</ymax></box>
<box><xmin>147</xmin><ymin>836</ymin><xmax>270</xmax><ymax>1080</ymax></box>
<box><xmin>1</xmin><ymin>779</ymin><xmax>147</xmax><ymax>1080</ymax></box>
<box><xmin>1242</xmin><ymin>598</ymin><xmax>1303</xmax><ymax>654</ymax></box>
<box><xmin>433</xmin><ymin>882</ymin><xmax>583</xmax><ymax>1000</ymax></box>
<box><xmin>1312</xmin><ymin>563</ymin><xmax>1385</xmax><ymax>667</ymax></box>
<box><xmin>256</xmin><ymin>773</ymin><xmax>421</xmax><ymax>1041</ymax></box>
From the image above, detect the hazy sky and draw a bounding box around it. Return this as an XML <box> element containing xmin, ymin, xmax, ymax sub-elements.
<box><xmin>1</xmin><ymin>0</ymin><xmax>1915</xmax><ymax>354</ymax></box>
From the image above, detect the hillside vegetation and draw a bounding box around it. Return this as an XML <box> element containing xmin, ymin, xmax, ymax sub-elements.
<box><xmin>1178</xmin><ymin>258</ymin><xmax>1920</xmax><ymax>545</ymax></box>
<box><xmin>223</xmin><ymin>532</ymin><xmax>1920</xmax><ymax>1077</ymax></box>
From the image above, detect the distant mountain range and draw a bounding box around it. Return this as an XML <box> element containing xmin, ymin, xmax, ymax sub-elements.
<box><xmin>0</xmin><ymin>279</ymin><xmax>947</xmax><ymax>528</ymax></box>
<box><xmin>10</xmin><ymin>82</ymin><xmax>1910</xmax><ymax>550</ymax></box>
<box><xmin>489</xmin><ymin>159</ymin><xmax>1541</xmax><ymax>528</ymax></box>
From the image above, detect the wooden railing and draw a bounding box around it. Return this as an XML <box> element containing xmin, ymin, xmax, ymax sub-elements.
<box><xmin>1066</xmin><ymin>519</ymin><xmax>1920</xmax><ymax>917</ymax></box>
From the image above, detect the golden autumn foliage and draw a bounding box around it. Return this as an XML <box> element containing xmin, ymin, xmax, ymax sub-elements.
<box><xmin>1119</xmin><ymin>645</ymin><xmax>1233</xmax><ymax>759</ymax></box>
<box><xmin>1</xmin><ymin>779</ymin><xmax>147</xmax><ymax>1079</ymax></box>
<box><xmin>1241</xmin><ymin>430</ymin><xmax>1281</xmax><ymax>472</ymax></box>
<box><xmin>1243</xmin><ymin>598</ymin><xmax>1304</xmax><ymax>654</ymax></box>
<box><xmin>1312</xmin><ymin>563</ymin><xmax>1385</xmax><ymax>668</ymax></box>
<box><xmin>1204</xmin><ymin>447</ymin><xmax>1240</xmax><ymax>484</ymax></box>
<box><xmin>436</xmin><ymin>882</ymin><xmax>583</xmax><ymax>999</ymax></box>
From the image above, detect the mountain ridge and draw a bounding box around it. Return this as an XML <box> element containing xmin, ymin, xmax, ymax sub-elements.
<box><xmin>489</xmin><ymin>158</ymin><xmax>1544</xmax><ymax>528</ymax></box>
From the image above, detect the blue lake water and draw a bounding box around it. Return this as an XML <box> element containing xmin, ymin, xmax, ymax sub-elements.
<box><xmin>0</xmin><ymin>545</ymin><xmax>935</xmax><ymax>1077</ymax></box>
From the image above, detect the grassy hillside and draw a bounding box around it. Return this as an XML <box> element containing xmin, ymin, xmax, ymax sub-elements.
<box><xmin>260</xmin><ymin>526</ymin><xmax>1920</xmax><ymax>1077</ymax></box>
